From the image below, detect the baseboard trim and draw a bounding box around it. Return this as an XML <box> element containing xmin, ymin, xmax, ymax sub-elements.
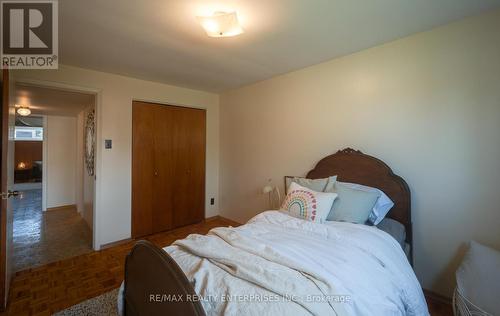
<box><xmin>423</xmin><ymin>289</ymin><xmax>452</xmax><ymax>305</ymax></box>
<box><xmin>205</xmin><ymin>215</ymin><xmax>221</xmax><ymax>222</ymax></box>
<box><xmin>101</xmin><ymin>238</ymin><xmax>133</xmax><ymax>250</ymax></box>
<box><xmin>103</xmin><ymin>216</ymin><xmax>237</xmax><ymax>250</ymax></box>
<box><xmin>46</xmin><ymin>204</ymin><xmax>76</xmax><ymax>211</ymax></box>
<box><xmin>206</xmin><ymin>215</ymin><xmax>241</xmax><ymax>226</ymax></box>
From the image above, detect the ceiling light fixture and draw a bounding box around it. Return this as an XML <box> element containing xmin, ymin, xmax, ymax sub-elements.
<box><xmin>16</xmin><ymin>105</ymin><xmax>31</xmax><ymax>116</ymax></box>
<box><xmin>197</xmin><ymin>11</ymin><xmax>243</xmax><ymax>37</ymax></box>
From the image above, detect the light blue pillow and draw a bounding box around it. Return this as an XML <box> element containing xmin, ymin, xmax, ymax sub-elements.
<box><xmin>327</xmin><ymin>182</ymin><xmax>380</xmax><ymax>224</ymax></box>
<box><xmin>338</xmin><ymin>182</ymin><xmax>394</xmax><ymax>225</ymax></box>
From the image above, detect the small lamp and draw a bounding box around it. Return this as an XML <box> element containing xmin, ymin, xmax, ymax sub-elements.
<box><xmin>262</xmin><ymin>185</ymin><xmax>273</xmax><ymax>194</ymax></box>
<box><xmin>262</xmin><ymin>180</ymin><xmax>281</xmax><ymax>209</ymax></box>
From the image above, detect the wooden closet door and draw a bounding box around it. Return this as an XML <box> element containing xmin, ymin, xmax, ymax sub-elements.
<box><xmin>132</xmin><ymin>102</ymin><xmax>157</xmax><ymax>237</ymax></box>
<box><xmin>132</xmin><ymin>101</ymin><xmax>205</xmax><ymax>238</ymax></box>
<box><xmin>171</xmin><ymin>107</ymin><xmax>206</xmax><ymax>228</ymax></box>
<box><xmin>151</xmin><ymin>104</ymin><xmax>175</xmax><ymax>233</ymax></box>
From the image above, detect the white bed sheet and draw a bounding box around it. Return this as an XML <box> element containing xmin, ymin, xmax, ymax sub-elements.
<box><xmin>119</xmin><ymin>210</ymin><xmax>428</xmax><ymax>316</ymax></box>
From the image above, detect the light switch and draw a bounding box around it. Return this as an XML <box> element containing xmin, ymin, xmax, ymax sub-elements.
<box><xmin>105</xmin><ymin>139</ymin><xmax>112</xmax><ymax>149</ymax></box>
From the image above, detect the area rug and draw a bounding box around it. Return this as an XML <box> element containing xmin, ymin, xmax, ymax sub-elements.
<box><xmin>53</xmin><ymin>288</ymin><xmax>120</xmax><ymax>316</ymax></box>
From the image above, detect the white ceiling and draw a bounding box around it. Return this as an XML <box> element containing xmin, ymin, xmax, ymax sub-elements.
<box><xmin>60</xmin><ymin>0</ymin><xmax>500</xmax><ymax>92</ymax></box>
<box><xmin>16</xmin><ymin>84</ymin><xmax>95</xmax><ymax>117</ymax></box>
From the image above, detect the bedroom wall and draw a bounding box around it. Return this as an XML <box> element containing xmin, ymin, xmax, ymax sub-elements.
<box><xmin>13</xmin><ymin>65</ymin><xmax>220</xmax><ymax>249</ymax></box>
<box><xmin>219</xmin><ymin>9</ymin><xmax>500</xmax><ymax>297</ymax></box>
<box><xmin>46</xmin><ymin>115</ymin><xmax>78</xmax><ymax>209</ymax></box>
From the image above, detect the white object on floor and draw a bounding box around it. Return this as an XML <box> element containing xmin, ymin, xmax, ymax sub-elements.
<box><xmin>454</xmin><ymin>241</ymin><xmax>500</xmax><ymax>316</ymax></box>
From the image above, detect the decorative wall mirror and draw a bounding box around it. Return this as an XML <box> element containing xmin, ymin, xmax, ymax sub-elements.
<box><xmin>85</xmin><ymin>110</ymin><xmax>95</xmax><ymax>176</ymax></box>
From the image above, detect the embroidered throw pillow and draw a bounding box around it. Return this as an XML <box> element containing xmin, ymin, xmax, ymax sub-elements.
<box><xmin>280</xmin><ymin>182</ymin><xmax>337</xmax><ymax>223</ymax></box>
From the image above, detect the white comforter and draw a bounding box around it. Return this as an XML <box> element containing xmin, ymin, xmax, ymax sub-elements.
<box><xmin>164</xmin><ymin>211</ymin><xmax>429</xmax><ymax>316</ymax></box>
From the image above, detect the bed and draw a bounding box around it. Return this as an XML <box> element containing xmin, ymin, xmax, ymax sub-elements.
<box><xmin>122</xmin><ymin>148</ymin><xmax>428</xmax><ymax>316</ymax></box>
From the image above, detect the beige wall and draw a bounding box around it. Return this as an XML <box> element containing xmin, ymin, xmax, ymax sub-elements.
<box><xmin>14</xmin><ymin>65</ymin><xmax>220</xmax><ymax>249</ymax></box>
<box><xmin>220</xmin><ymin>9</ymin><xmax>500</xmax><ymax>297</ymax></box>
<box><xmin>46</xmin><ymin>116</ymin><xmax>77</xmax><ymax>208</ymax></box>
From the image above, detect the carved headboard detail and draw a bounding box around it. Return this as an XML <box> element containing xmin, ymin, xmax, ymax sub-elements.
<box><xmin>304</xmin><ymin>148</ymin><xmax>412</xmax><ymax>263</ymax></box>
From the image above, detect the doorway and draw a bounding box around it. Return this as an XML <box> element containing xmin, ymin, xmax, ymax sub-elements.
<box><xmin>11</xmin><ymin>83</ymin><xmax>97</xmax><ymax>272</ymax></box>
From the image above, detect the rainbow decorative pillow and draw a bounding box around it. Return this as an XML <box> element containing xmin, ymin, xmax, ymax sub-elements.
<box><xmin>280</xmin><ymin>182</ymin><xmax>337</xmax><ymax>223</ymax></box>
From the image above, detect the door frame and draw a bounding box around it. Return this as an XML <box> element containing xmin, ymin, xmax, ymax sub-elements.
<box><xmin>0</xmin><ymin>69</ymin><xmax>10</xmax><ymax>311</ymax></box>
<box><xmin>15</xmin><ymin>78</ymin><xmax>102</xmax><ymax>251</ymax></box>
<box><xmin>41</xmin><ymin>115</ymin><xmax>48</xmax><ymax>211</ymax></box>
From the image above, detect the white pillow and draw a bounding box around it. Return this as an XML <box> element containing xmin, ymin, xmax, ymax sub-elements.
<box><xmin>337</xmin><ymin>182</ymin><xmax>394</xmax><ymax>225</ymax></box>
<box><xmin>285</xmin><ymin>176</ymin><xmax>337</xmax><ymax>194</ymax></box>
<box><xmin>280</xmin><ymin>182</ymin><xmax>337</xmax><ymax>223</ymax></box>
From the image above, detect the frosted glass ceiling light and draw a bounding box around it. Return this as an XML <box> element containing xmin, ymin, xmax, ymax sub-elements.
<box><xmin>197</xmin><ymin>11</ymin><xmax>244</xmax><ymax>37</ymax></box>
<box><xmin>16</xmin><ymin>105</ymin><xmax>31</xmax><ymax>116</ymax></box>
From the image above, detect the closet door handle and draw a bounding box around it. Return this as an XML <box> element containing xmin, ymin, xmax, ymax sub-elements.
<box><xmin>154</xmin><ymin>171</ymin><xmax>158</xmax><ymax>176</ymax></box>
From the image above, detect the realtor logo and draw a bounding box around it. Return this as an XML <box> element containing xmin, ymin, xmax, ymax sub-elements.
<box><xmin>1</xmin><ymin>0</ymin><xmax>58</xmax><ymax>69</ymax></box>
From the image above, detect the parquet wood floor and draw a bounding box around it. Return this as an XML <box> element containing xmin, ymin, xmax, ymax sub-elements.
<box><xmin>1</xmin><ymin>216</ymin><xmax>452</xmax><ymax>316</ymax></box>
<box><xmin>2</xmin><ymin>217</ymin><xmax>237</xmax><ymax>316</ymax></box>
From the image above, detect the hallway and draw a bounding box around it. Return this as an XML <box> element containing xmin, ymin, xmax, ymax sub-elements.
<box><xmin>12</xmin><ymin>189</ymin><xmax>93</xmax><ymax>272</ymax></box>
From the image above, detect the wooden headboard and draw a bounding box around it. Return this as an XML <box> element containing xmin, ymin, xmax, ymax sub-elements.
<box><xmin>289</xmin><ymin>148</ymin><xmax>412</xmax><ymax>264</ymax></box>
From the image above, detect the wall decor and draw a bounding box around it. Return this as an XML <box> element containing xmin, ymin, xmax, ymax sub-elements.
<box><xmin>85</xmin><ymin>109</ymin><xmax>95</xmax><ymax>176</ymax></box>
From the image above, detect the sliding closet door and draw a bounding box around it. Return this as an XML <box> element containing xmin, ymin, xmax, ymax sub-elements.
<box><xmin>132</xmin><ymin>101</ymin><xmax>206</xmax><ymax>238</ymax></box>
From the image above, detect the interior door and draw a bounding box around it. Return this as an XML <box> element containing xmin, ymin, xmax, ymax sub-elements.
<box><xmin>0</xmin><ymin>69</ymin><xmax>16</xmax><ymax>310</ymax></box>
